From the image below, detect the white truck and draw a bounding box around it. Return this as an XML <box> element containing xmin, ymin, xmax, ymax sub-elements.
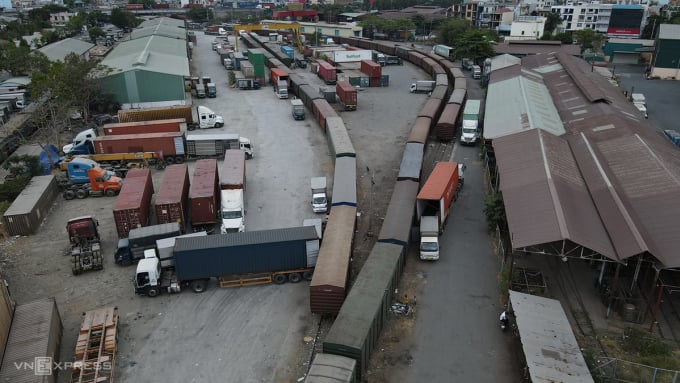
<box><xmin>410</xmin><ymin>80</ymin><xmax>436</xmax><ymax>94</ymax></box>
<box><xmin>311</xmin><ymin>177</ymin><xmax>328</xmax><ymax>213</ymax></box>
<box><xmin>220</xmin><ymin>189</ymin><xmax>245</xmax><ymax>234</ymax></box>
<box><xmin>155</xmin><ymin>231</ymin><xmax>208</xmax><ymax>268</ymax></box>
<box><xmin>460</xmin><ymin>100</ymin><xmax>482</xmax><ymax>145</ymax></box>
<box><xmin>631</xmin><ymin>93</ymin><xmax>648</xmax><ymax>118</ymax></box>
<box><xmin>419</xmin><ymin>216</ymin><xmax>440</xmax><ymax>260</ymax></box>
<box><xmin>275</xmin><ymin>80</ymin><xmax>289</xmax><ymax>99</ymax></box>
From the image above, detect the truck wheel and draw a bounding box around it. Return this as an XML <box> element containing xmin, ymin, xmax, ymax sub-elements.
<box><xmin>174</xmin><ymin>156</ymin><xmax>185</xmax><ymax>164</ymax></box>
<box><xmin>215</xmin><ymin>122</ymin><xmax>224</xmax><ymax>128</ymax></box>
<box><xmin>63</xmin><ymin>190</ymin><xmax>76</xmax><ymax>200</ymax></box>
<box><xmin>273</xmin><ymin>274</ymin><xmax>287</xmax><ymax>284</ymax></box>
<box><xmin>121</xmin><ymin>258</ymin><xmax>132</xmax><ymax>267</ymax></box>
<box><xmin>288</xmin><ymin>273</ymin><xmax>302</xmax><ymax>283</ymax></box>
<box><xmin>190</xmin><ymin>279</ymin><xmax>208</xmax><ymax>293</ymax></box>
<box><xmin>187</xmin><ymin>124</ymin><xmax>196</xmax><ymax>131</ymax></box>
<box><xmin>147</xmin><ymin>287</ymin><xmax>160</xmax><ymax>297</ymax></box>
<box><xmin>165</xmin><ymin>156</ymin><xmax>175</xmax><ymax>165</ymax></box>
<box><xmin>105</xmin><ymin>189</ymin><xmax>116</xmax><ymax>197</ymax></box>
<box><xmin>303</xmin><ymin>271</ymin><xmax>314</xmax><ymax>281</ymax></box>
<box><xmin>76</xmin><ymin>189</ymin><xmax>88</xmax><ymax>199</ymax></box>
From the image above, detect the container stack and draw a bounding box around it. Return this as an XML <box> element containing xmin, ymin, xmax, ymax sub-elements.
<box><xmin>113</xmin><ymin>168</ymin><xmax>154</xmax><ymax>238</ymax></box>
<box><xmin>360</xmin><ymin>59</ymin><xmax>385</xmax><ymax>87</ymax></box>
<box><xmin>155</xmin><ymin>164</ymin><xmax>190</xmax><ymax>231</ymax></box>
<box><xmin>247</xmin><ymin>48</ymin><xmax>266</xmax><ymax>85</ymax></box>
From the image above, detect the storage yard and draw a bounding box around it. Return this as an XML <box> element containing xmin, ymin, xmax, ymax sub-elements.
<box><xmin>0</xmin><ymin>30</ymin><xmax>431</xmax><ymax>382</ymax></box>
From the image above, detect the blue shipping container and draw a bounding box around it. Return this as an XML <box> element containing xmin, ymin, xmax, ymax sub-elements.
<box><xmin>281</xmin><ymin>46</ymin><xmax>294</xmax><ymax>60</ymax></box>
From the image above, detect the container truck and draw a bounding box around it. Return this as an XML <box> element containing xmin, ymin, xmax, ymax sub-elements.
<box><xmin>189</xmin><ymin>159</ymin><xmax>219</xmax><ymax>229</ymax></box>
<box><xmin>419</xmin><ymin>216</ymin><xmax>440</xmax><ymax>260</ymax></box>
<box><xmin>101</xmin><ymin>118</ymin><xmax>186</xmax><ymax>136</ymax></box>
<box><xmin>291</xmin><ymin>99</ymin><xmax>305</xmax><ymax>120</ymax></box>
<box><xmin>155</xmin><ymin>231</ymin><xmax>208</xmax><ymax>268</ymax></box>
<box><xmin>154</xmin><ymin>164</ymin><xmax>189</xmax><ymax>229</ymax></box>
<box><xmin>410</xmin><ymin>80</ymin><xmax>436</xmax><ymax>94</ymax></box>
<box><xmin>134</xmin><ymin>226</ymin><xmax>320</xmax><ymax>296</ymax></box>
<box><xmin>186</xmin><ymin>133</ymin><xmax>254</xmax><ymax>159</ymax></box>
<box><xmin>318</xmin><ymin>61</ymin><xmax>337</xmax><ymax>85</ymax></box>
<box><xmin>371</xmin><ymin>50</ymin><xmax>386</xmax><ymax>66</ymax></box>
<box><xmin>113</xmin><ymin>168</ymin><xmax>154</xmax><ymax>239</ymax></box>
<box><xmin>237</xmin><ymin>78</ymin><xmax>261</xmax><ymax>90</ymax></box>
<box><xmin>433</xmin><ymin>44</ymin><xmax>454</xmax><ymax>59</ymax></box>
<box><xmin>114</xmin><ymin>222</ymin><xmax>182</xmax><ymax>265</ymax></box>
<box><xmin>219</xmin><ymin>150</ymin><xmax>246</xmax><ymax>233</ymax></box>
<box><xmin>311</xmin><ymin>177</ymin><xmax>328</xmax><ymax>213</ymax></box>
<box><xmin>460</xmin><ymin>99</ymin><xmax>481</xmax><ymax>145</ymax></box>
<box><xmin>336</xmin><ymin>81</ymin><xmax>357</xmax><ymax>111</ymax></box>
<box><xmin>220</xmin><ymin>149</ymin><xmax>246</xmax><ymax>190</ymax></box>
<box><xmin>271</xmin><ymin>68</ymin><xmax>289</xmax><ymax>99</ymax></box>
<box><xmin>117</xmin><ymin>105</ymin><xmax>224</xmax><ymax>130</ymax></box>
<box><xmin>417</xmin><ymin>162</ymin><xmax>459</xmax><ymax>239</ymax></box>
<box><xmin>94</xmin><ymin>131</ymin><xmax>187</xmax><ymax>164</ymax></box>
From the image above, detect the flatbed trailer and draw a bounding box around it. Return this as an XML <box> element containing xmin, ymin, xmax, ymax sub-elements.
<box><xmin>70</xmin><ymin>306</ymin><xmax>118</xmax><ymax>383</ymax></box>
<box><xmin>60</xmin><ymin>152</ymin><xmax>164</xmax><ymax>175</ymax></box>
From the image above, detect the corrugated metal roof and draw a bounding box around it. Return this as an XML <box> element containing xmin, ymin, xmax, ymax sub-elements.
<box><xmin>175</xmin><ymin>226</ymin><xmax>318</xmax><ymax>252</ymax></box>
<box><xmin>99</xmin><ymin>35</ymin><xmax>189</xmax><ymax>77</ymax></box>
<box><xmin>509</xmin><ymin>290</ymin><xmax>595</xmax><ymax>383</ymax></box>
<box><xmin>493</xmin><ymin>129</ymin><xmax>617</xmax><ymax>259</ymax></box>
<box><xmin>490</xmin><ymin>54</ymin><xmax>521</xmax><ymax>72</ymax></box>
<box><xmin>130</xmin><ymin>23</ymin><xmax>187</xmax><ymax>41</ymax></box>
<box><xmin>485</xmin><ymin>70</ymin><xmax>565</xmax><ymax>140</ymax></box>
<box><xmin>138</xmin><ymin>17</ymin><xmax>185</xmax><ymax>28</ymax></box>
<box><xmin>310</xmin><ymin>206</ymin><xmax>357</xmax><ymax>289</ymax></box>
<box><xmin>305</xmin><ymin>353</ymin><xmax>356</xmax><ymax>383</ymax></box>
<box><xmin>3</xmin><ymin>175</ymin><xmax>55</xmax><ymax>216</ymax></box>
<box><xmin>38</xmin><ymin>38</ymin><xmax>94</xmax><ymax>62</ymax></box>
<box><xmin>493</xmin><ymin>40</ymin><xmax>580</xmax><ymax>56</ymax></box>
<box><xmin>659</xmin><ymin>24</ymin><xmax>680</xmax><ymax>40</ymax></box>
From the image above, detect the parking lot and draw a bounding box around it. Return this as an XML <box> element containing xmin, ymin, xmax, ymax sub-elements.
<box><xmin>0</xmin><ymin>31</ymin><xmax>430</xmax><ymax>382</ymax></box>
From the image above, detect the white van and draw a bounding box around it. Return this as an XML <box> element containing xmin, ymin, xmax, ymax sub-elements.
<box><xmin>472</xmin><ymin>65</ymin><xmax>481</xmax><ymax>79</ymax></box>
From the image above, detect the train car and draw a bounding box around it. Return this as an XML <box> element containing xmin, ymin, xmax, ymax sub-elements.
<box><xmin>266</xmin><ymin>57</ymin><xmax>284</xmax><ymax>69</ymax></box>
<box><xmin>430</xmin><ymin>85</ymin><xmax>448</xmax><ymax>101</ymax></box>
<box><xmin>395</xmin><ymin>46</ymin><xmax>414</xmax><ymax>60</ymax></box>
<box><xmin>373</xmin><ymin>41</ymin><xmax>396</xmax><ymax>56</ymax></box>
<box><xmin>305</xmin><ymin>353</ymin><xmax>357</xmax><ymax>383</ymax></box>
<box><xmin>449</xmin><ymin>88</ymin><xmax>466</xmax><ymax>105</ymax></box>
<box><xmin>326</xmin><ymin>117</ymin><xmax>356</xmax><ymax>158</ymax></box>
<box><xmin>418</xmin><ymin>98</ymin><xmax>444</xmax><ymax>121</ymax></box>
<box><xmin>454</xmin><ymin>77</ymin><xmax>467</xmax><ymax>91</ymax></box>
<box><xmin>309</xmin><ymin>205</ymin><xmax>357</xmax><ymax>314</ymax></box>
<box><xmin>407</xmin><ymin>116</ymin><xmax>432</xmax><ymax>144</ymax></box>
<box><xmin>331</xmin><ymin>156</ymin><xmax>357</xmax><ymax>206</ymax></box>
<box><xmin>377</xmin><ymin>180</ymin><xmax>419</xmax><ymax>246</ymax></box>
<box><xmin>312</xmin><ymin>99</ymin><xmax>338</xmax><ymax>131</ymax></box>
<box><xmin>407</xmin><ymin>51</ymin><xmax>426</xmax><ymax>68</ymax></box>
<box><xmin>421</xmin><ymin>57</ymin><xmax>437</xmax><ymax>76</ymax></box>
<box><xmin>397</xmin><ymin>142</ymin><xmax>424</xmax><ymax>182</ymax></box>
<box><xmin>450</xmin><ymin>67</ymin><xmax>465</xmax><ymax>80</ymax></box>
<box><xmin>299</xmin><ymin>84</ymin><xmax>322</xmax><ymax>110</ymax></box>
<box><xmin>288</xmin><ymin>73</ymin><xmax>308</xmax><ymax>97</ymax></box>
<box><xmin>435</xmin><ymin>73</ymin><xmax>448</xmax><ymax>88</ymax></box>
<box><xmin>436</xmin><ymin>103</ymin><xmax>462</xmax><ymax>141</ymax></box>
<box><xmin>322</xmin><ymin>242</ymin><xmax>404</xmax><ymax>380</ymax></box>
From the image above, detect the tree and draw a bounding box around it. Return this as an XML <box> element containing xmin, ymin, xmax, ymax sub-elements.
<box><xmin>86</xmin><ymin>10</ymin><xmax>110</xmax><ymax>27</ymax></box>
<box><xmin>554</xmin><ymin>32</ymin><xmax>573</xmax><ymax>44</ymax></box>
<box><xmin>110</xmin><ymin>8</ymin><xmax>141</xmax><ymax>30</ymax></box>
<box><xmin>88</xmin><ymin>26</ymin><xmax>106</xmax><ymax>44</ymax></box>
<box><xmin>454</xmin><ymin>29</ymin><xmax>495</xmax><ymax>63</ymax></box>
<box><xmin>574</xmin><ymin>28</ymin><xmax>604</xmax><ymax>53</ymax></box>
<box><xmin>544</xmin><ymin>12</ymin><xmax>562</xmax><ymax>35</ymax></box>
<box><xmin>641</xmin><ymin>15</ymin><xmax>667</xmax><ymax>39</ymax></box>
<box><xmin>0</xmin><ymin>42</ymin><xmax>48</xmax><ymax>75</ymax></box>
<box><xmin>484</xmin><ymin>192</ymin><xmax>506</xmax><ymax>232</ymax></box>
<box><xmin>436</xmin><ymin>17</ymin><xmax>471</xmax><ymax>46</ymax></box>
<box><xmin>187</xmin><ymin>7</ymin><xmax>213</xmax><ymax>23</ymax></box>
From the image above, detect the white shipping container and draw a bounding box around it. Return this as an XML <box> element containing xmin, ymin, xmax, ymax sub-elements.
<box><xmin>332</xmin><ymin>50</ymin><xmax>372</xmax><ymax>63</ymax></box>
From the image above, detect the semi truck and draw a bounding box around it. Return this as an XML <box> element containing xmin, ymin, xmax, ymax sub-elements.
<box><xmin>371</xmin><ymin>50</ymin><xmax>386</xmax><ymax>66</ymax></box>
<box><xmin>115</xmin><ymin>222</ymin><xmax>182</xmax><ymax>265</ymax></box>
<box><xmin>432</xmin><ymin>44</ymin><xmax>455</xmax><ymax>59</ymax></box>
<box><xmin>101</xmin><ymin>118</ymin><xmax>186</xmax><ymax>136</ymax></box>
<box><xmin>134</xmin><ymin>226</ymin><xmax>320</xmax><ymax>296</ymax></box>
<box><xmin>311</xmin><ymin>177</ymin><xmax>328</xmax><ymax>213</ymax></box>
<box><xmin>189</xmin><ymin>159</ymin><xmax>219</xmax><ymax>230</ymax></box>
<box><xmin>318</xmin><ymin>61</ymin><xmax>337</xmax><ymax>85</ymax></box>
<box><xmin>237</xmin><ymin>78</ymin><xmax>261</xmax><ymax>90</ymax></box>
<box><xmin>58</xmin><ymin>158</ymin><xmax>123</xmax><ymax>199</ymax></box>
<box><xmin>113</xmin><ymin>169</ymin><xmax>154</xmax><ymax>239</ymax></box>
<box><xmin>419</xmin><ymin>216</ymin><xmax>440</xmax><ymax>260</ymax></box>
<box><xmin>416</xmin><ymin>162</ymin><xmax>459</xmax><ymax>260</ymax></box>
<box><xmin>154</xmin><ymin>164</ymin><xmax>189</xmax><ymax>229</ymax></box>
<box><xmin>410</xmin><ymin>80</ymin><xmax>436</xmax><ymax>94</ymax></box>
<box><xmin>460</xmin><ymin>99</ymin><xmax>481</xmax><ymax>145</ymax></box>
<box><xmin>291</xmin><ymin>99</ymin><xmax>305</xmax><ymax>120</ymax></box>
<box><xmin>117</xmin><ymin>105</ymin><xmax>224</xmax><ymax>130</ymax></box>
<box><xmin>155</xmin><ymin>231</ymin><xmax>208</xmax><ymax>268</ymax></box>
<box><xmin>67</xmin><ymin>216</ymin><xmax>103</xmax><ymax>274</ymax></box>
<box><xmin>186</xmin><ymin>133</ymin><xmax>254</xmax><ymax>159</ymax></box>
<box><xmin>336</xmin><ymin>81</ymin><xmax>357</xmax><ymax>111</ymax></box>
<box><xmin>271</xmin><ymin>68</ymin><xmax>289</xmax><ymax>99</ymax></box>
<box><xmin>219</xmin><ymin>150</ymin><xmax>246</xmax><ymax>234</ymax></box>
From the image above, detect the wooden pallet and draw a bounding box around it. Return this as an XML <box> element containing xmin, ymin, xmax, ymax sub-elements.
<box><xmin>71</xmin><ymin>306</ymin><xmax>118</xmax><ymax>383</ymax></box>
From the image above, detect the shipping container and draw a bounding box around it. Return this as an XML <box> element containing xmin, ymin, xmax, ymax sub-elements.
<box><xmin>454</xmin><ymin>77</ymin><xmax>467</xmax><ymax>90</ymax></box>
<box><xmin>408</xmin><ymin>51</ymin><xmax>425</xmax><ymax>68</ymax></box>
<box><xmin>436</xmin><ymin>103</ymin><xmax>462</xmax><ymax>141</ymax></box>
<box><xmin>220</xmin><ymin>149</ymin><xmax>246</xmax><ymax>190</ymax></box>
<box><xmin>369</xmin><ymin>77</ymin><xmax>381</xmax><ymax>87</ymax></box>
<box><xmin>326</xmin><ymin>117</ymin><xmax>356</xmax><ymax>158</ymax></box>
<box><xmin>102</xmin><ymin>118</ymin><xmax>186</xmax><ymax>136</ymax></box>
<box><xmin>397</xmin><ymin>143</ymin><xmax>424</xmax><ymax>182</ymax></box>
<box><xmin>117</xmin><ymin>105</ymin><xmax>193</xmax><ymax>123</ymax></box>
<box><xmin>241</xmin><ymin>60</ymin><xmax>255</xmax><ymax>78</ymax></box>
<box><xmin>360</xmin><ymin>60</ymin><xmax>381</xmax><ymax>78</ymax></box>
<box><xmin>378</xmin><ymin>179</ymin><xmax>419</xmax><ymax>246</ymax></box>
<box><xmin>185</xmin><ymin>134</ymin><xmax>242</xmax><ymax>158</ymax></box>
<box><xmin>310</xmin><ymin>205</ymin><xmax>357</xmax><ymax>314</ymax></box>
<box><xmin>312</xmin><ymin>99</ymin><xmax>338</xmax><ymax>131</ymax></box>
<box><xmin>448</xmin><ymin>88</ymin><xmax>466</xmax><ymax>105</ymax></box>
<box><xmin>450</xmin><ymin>68</ymin><xmax>465</xmax><ymax>80</ymax></box>
<box><xmin>323</xmin><ymin>242</ymin><xmax>404</xmax><ymax>379</ymax></box>
<box><xmin>127</xmin><ymin>222</ymin><xmax>182</xmax><ymax>261</ymax></box>
<box><xmin>247</xmin><ymin>48</ymin><xmax>265</xmax><ymax>65</ymax></box>
<box><xmin>417</xmin><ymin>162</ymin><xmax>459</xmax><ymax>233</ymax></box>
<box><xmin>407</xmin><ymin>117</ymin><xmax>432</xmax><ymax>144</ymax></box>
<box><xmin>289</xmin><ymin>73</ymin><xmax>308</xmax><ymax>96</ymax></box>
<box><xmin>0</xmin><ymin>273</ymin><xmax>14</xmax><ymax>366</ymax></box>
<box><xmin>435</xmin><ymin>73</ymin><xmax>448</xmax><ymax>88</ymax></box>
<box><xmin>418</xmin><ymin>99</ymin><xmax>443</xmax><ymax>122</ymax></box>
<box><xmin>2</xmin><ymin>175</ymin><xmax>59</xmax><ymax>236</ymax></box>
<box><xmin>113</xmin><ymin>168</ymin><xmax>154</xmax><ymax>238</ymax></box>
<box><xmin>319</xmin><ymin>86</ymin><xmax>336</xmax><ymax>103</ymax></box>
<box><xmin>332</xmin><ymin>50</ymin><xmax>371</xmax><ymax>63</ymax></box>
<box><xmin>336</xmin><ymin>81</ymin><xmax>357</xmax><ymax>111</ymax></box>
<box><xmin>94</xmin><ymin>132</ymin><xmax>186</xmax><ymax>163</ymax></box>
<box><xmin>331</xmin><ymin>156</ymin><xmax>357</xmax><ymax>207</ymax></box>
<box><xmin>155</xmin><ymin>164</ymin><xmax>190</xmax><ymax>229</ymax></box>
<box><xmin>305</xmin><ymin>353</ymin><xmax>357</xmax><ymax>383</ymax></box>
<box><xmin>189</xmin><ymin>159</ymin><xmax>219</xmax><ymax>226</ymax></box>
<box><xmin>395</xmin><ymin>46</ymin><xmax>414</xmax><ymax>60</ymax></box>
<box><xmin>318</xmin><ymin>61</ymin><xmax>337</xmax><ymax>85</ymax></box>
<box><xmin>430</xmin><ymin>85</ymin><xmax>448</xmax><ymax>101</ymax></box>
<box><xmin>173</xmin><ymin>226</ymin><xmax>319</xmax><ymax>281</ymax></box>
<box><xmin>0</xmin><ymin>298</ymin><xmax>62</xmax><ymax>383</ymax></box>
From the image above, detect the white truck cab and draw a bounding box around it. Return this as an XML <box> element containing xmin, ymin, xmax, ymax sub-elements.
<box><xmin>220</xmin><ymin>189</ymin><xmax>245</xmax><ymax>234</ymax></box>
<box><xmin>63</xmin><ymin>128</ymin><xmax>97</xmax><ymax>154</ymax></box>
<box><xmin>311</xmin><ymin>177</ymin><xmax>328</xmax><ymax>213</ymax></box>
<box><xmin>419</xmin><ymin>216</ymin><xmax>440</xmax><ymax>260</ymax></box>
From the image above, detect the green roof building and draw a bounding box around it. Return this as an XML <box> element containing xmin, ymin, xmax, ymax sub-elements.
<box><xmin>650</xmin><ymin>24</ymin><xmax>680</xmax><ymax>80</ymax></box>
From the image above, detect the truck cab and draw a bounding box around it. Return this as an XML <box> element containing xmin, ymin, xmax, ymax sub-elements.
<box><xmin>67</xmin><ymin>216</ymin><xmax>100</xmax><ymax>247</ymax></box>
<box><xmin>220</xmin><ymin>189</ymin><xmax>245</xmax><ymax>234</ymax></box>
<box><xmin>275</xmin><ymin>80</ymin><xmax>289</xmax><ymax>99</ymax></box>
<box><xmin>63</xmin><ymin>128</ymin><xmax>97</xmax><ymax>154</ymax></box>
<box><xmin>135</xmin><ymin>256</ymin><xmax>163</xmax><ymax>296</ymax></box>
<box><xmin>207</xmin><ymin>83</ymin><xmax>217</xmax><ymax>98</ymax></box>
<box><xmin>460</xmin><ymin>120</ymin><xmax>480</xmax><ymax>145</ymax></box>
<box><xmin>194</xmin><ymin>105</ymin><xmax>224</xmax><ymax>129</ymax></box>
<box><xmin>291</xmin><ymin>99</ymin><xmax>305</xmax><ymax>120</ymax></box>
<box><xmin>311</xmin><ymin>177</ymin><xmax>328</xmax><ymax>213</ymax></box>
<box><xmin>472</xmin><ymin>65</ymin><xmax>482</xmax><ymax>79</ymax></box>
<box><xmin>87</xmin><ymin>167</ymin><xmax>123</xmax><ymax>196</ymax></box>
<box><xmin>419</xmin><ymin>216</ymin><xmax>440</xmax><ymax>260</ymax></box>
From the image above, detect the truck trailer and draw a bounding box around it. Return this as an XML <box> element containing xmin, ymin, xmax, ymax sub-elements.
<box><xmin>416</xmin><ymin>161</ymin><xmax>459</xmax><ymax>237</ymax></box>
<box><xmin>271</xmin><ymin>68</ymin><xmax>289</xmax><ymax>99</ymax></box>
<box><xmin>134</xmin><ymin>226</ymin><xmax>320</xmax><ymax>296</ymax></box>
<box><xmin>101</xmin><ymin>118</ymin><xmax>186</xmax><ymax>136</ymax></box>
<box><xmin>94</xmin><ymin>132</ymin><xmax>186</xmax><ymax>164</ymax></box>
<box><xmin>154</xmin><ymin>164</ymin><xmax>190</xmax><ymax>229</ymax></box>
<box><xmin>318</xmin><ymin>61</ymin><xmax>337</xmax><ymax>85</ymax></box>
<box><xmin>219</xmin><ymin>150</ymin><xmax>246</xmax><ymax>234</ymax></box>
<box><xmin>336</xmin><ymin>81</ymin><xmax>357</xmax><ymax>111</ymax></box>
<box><xmin>186</xmin><ymin>133</ymin><xmax>254</xmax><ymax>159</ymax></box>
<box><xmin>117</xmin><ymin>105</ymin><xmax>224</xmax><ymax>130</ymax></box>
<box><xmin>113</xmin><ymin>168</ymin><xmax>154</xmax><ymax>239</ymax></box>
<box><xmin>115</xmin><ymin>222</ymin><xmax>182</xmax><ymax>265</ymax></box>
<box><xmin>460</xmin><ymin>100</ymin><xmax>481</xmax><ymax>145</ymax></box>
<box><xmin>189</xmin><ymin>159</ymin><xmax>219</xmax><ymax>229</ymax></box>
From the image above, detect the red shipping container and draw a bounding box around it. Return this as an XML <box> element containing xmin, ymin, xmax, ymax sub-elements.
<box><xmin>416</xmin><ymin>162</ymin><xmax>459</xmax><ymax>233</ymax></box>
<box><xmin>360</xmin><ymin>59</ymin><xmax>382</xmax><ymax>78</ymax></box>
<box><xmin>335</xmin><ymin>81</ymin><xmax>357</xmax><ymax>111</ymax></box>
<box><xmin>94</xmin><ymin>132</ymin><xmax>185</xmax><ymax>160</ymax></box>
<box><xmin>190</xmin><ymin>159</ymin><xmax>219</xmax><ymax>226</ymax></box>
<box><xmin>317</xmin><ymin>61</ymin><xmax>336</xmax><ymax>84</ymax></box>
<box><xmin>155</xmin><ymin>164</ymin><xmax>190</xmax><ymax>230</ymax></box>
<box><xmin>436</xmin><ymin>103</ymin><xmax>461</xmax><ymax>141</ymax></box>
<box><xmin>102</xmin><ymin>119</ymin><xmax>186</xmax><ymax>136</ymax></box>
<box><xmin>113</xmin><ymin>168</ymin><xmax>154</xmax><ymax>238</ymax></box>
<box><xmin>312</xmin><ymin>99</ymin><xmax>338</xmax><ymax>130</ymax></box>
<box><xmin>220</xmin><ymin>150</ymin><xmax>246</xmax><ymax>190</ymax></box>
<box><xmin>369</xmin><ymin>77</ymin><xmax>381</xmax><ymax>87</ymax></box>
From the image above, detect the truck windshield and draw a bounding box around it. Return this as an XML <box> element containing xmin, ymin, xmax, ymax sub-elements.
<box><xmin>313</xmin><ymin>196</ymin><xmax>327</xmax><ymax>204</ymax></box>
<box><xmin>103</xmin><ymin>171</ymin><xmax>113</xmax><ymax>181</ymax></box>
<box><xmin>222</xmin><ymin>211</ymin><xmax>242</xmax><ymax>219</ymax></box>
<box><xmin>420</xmin><ymin>242</ymin><xmax>438</xmax><ymax>252</ymax></box>
<box><xmin>136</xmin><ymin>272</ymin><xmax>150</xmax><ymax>287</ymax></box>
<box><xmin>463</xmin><ymin>127</ymin><xmax>477</xmax><ymax>134</ymax></box>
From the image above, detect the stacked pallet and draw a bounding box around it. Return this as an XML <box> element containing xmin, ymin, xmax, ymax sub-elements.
<box><xmin>71</xmin><ymin>306</ymin><xmax>118</xmax><ymax>383</ymax></box>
